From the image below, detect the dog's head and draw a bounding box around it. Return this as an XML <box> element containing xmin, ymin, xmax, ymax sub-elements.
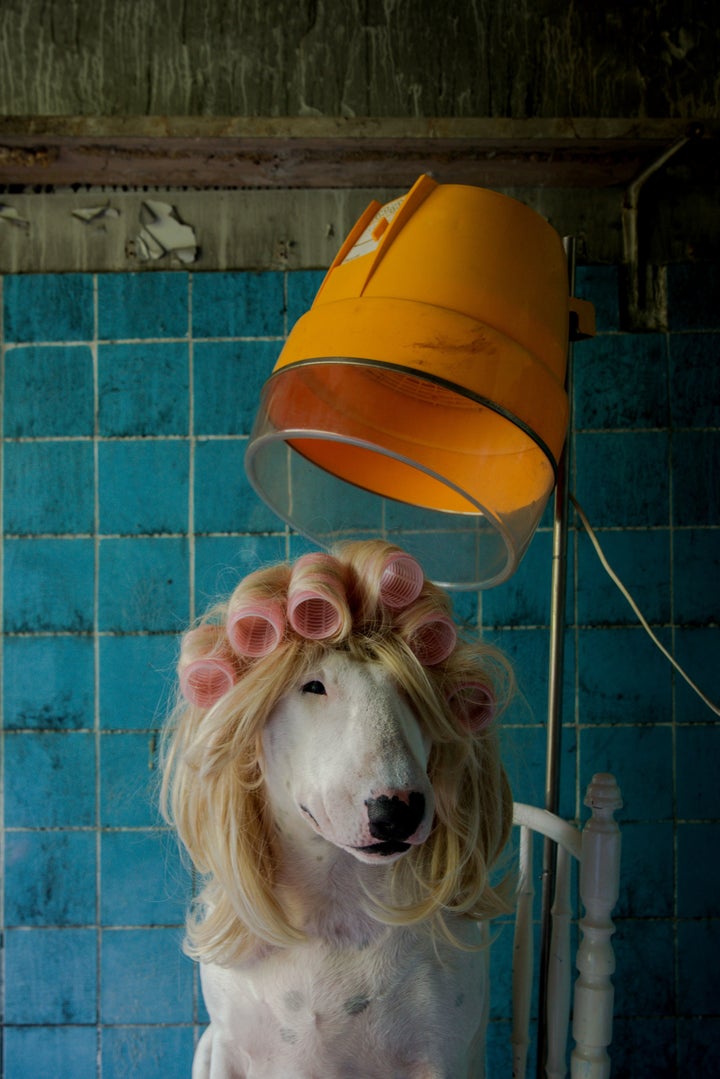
<box><xmin>262</xmin><ymin>649</ymin><xmax>435</xmax><ymax>865</ymax></box>
<box><xmin>163</xmin><ymin>541</ymin><xmax>513</xmax><ymax>961</ymax></box>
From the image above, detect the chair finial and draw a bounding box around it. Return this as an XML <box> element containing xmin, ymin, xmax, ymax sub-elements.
<box><xmin>584</xmin><ymin>772</ymin><xmax>623</xmax><ymax>814</ymax></box>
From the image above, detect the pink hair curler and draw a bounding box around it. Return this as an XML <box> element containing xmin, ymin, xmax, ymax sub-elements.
<box><xmin>448</xmin><ymin>681</ymin><xmax>496</xmax><ymax>733</ymax></box>
<box><xmin>288</xmin><ymin>590</ymin><xmax>343</xmax><ymax>639</ymax></box>
<box><xmin>378</xmin><ymin>552</ymin><xmax>424</xmax><ymax>610</ymax></box>
<box><xmin>226</xmin><ymin>600</ymin><xmax>286</xmax><ymax>658</ymax></box>
<box><xmin>178</xmin><ymin>624</ymin><xmax>238</xmax><ymax>707</ymax></box>
<box><xmin>407</xmin><ymin>614</ymin><xmax>457</xmax><ymax>666</ymax></box>
<box><xmin>180</xmin><ymin>657</ymin><xmax>236</xmax><ymax>708</ymax></box>
<box><xmin>287</xmin><ymin>553</ymin><xmax>350</xmax><ymax>641</ymax></box>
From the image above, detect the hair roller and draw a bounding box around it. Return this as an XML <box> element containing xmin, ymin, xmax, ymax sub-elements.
<box><xmin>178</xmin><ymin>624</ymin><xmax>238</xmax><ymax>708</ymax></box>
<box><xmin>406</xmin><ymin>614</ymin><xmax>457</xmax><ymax>666</ymax></box>
<box><xmin>447</xmin><ymin>681</ymin><xmax>496</xmax><ymax>733</ymax></box>
<box><xmin>393</xmin><ymin>585</ymin><xmax>457</xmax><ymax>667</ymax></box>
<box><xmin>227</xmin><ymin>601</ymin><xmax>285</xmax><ymax>657</ymax></box>
<box><xmin>378</xmin><ymin>552</ymin><xmax>424</xmax><ymax>610</ymax></box>
<box><xmin>333</xmin><ymin>540</ymin><xmax>425</xmax><ymax>624</ymax></box>
<box><xmin>287</xmin><ymin>553</ymin><xmax>351</xmax><ymax>642</ymax></box>
<box><xmin>226</xmin><ymin>566</ymin><xmax>288</xmax><ymax>658</ymax></box>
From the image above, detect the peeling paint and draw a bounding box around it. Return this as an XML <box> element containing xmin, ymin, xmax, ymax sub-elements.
<box><xmin>128</xmin><ymin>199</ymin><xmax>198</xmax><ymax>264</ymax></box>
<box><xmin>71</xmin><ymin>203</ymin><xmax>120</xmax><ymax>226</ymax></box>
<box><xmin>0</xmin><ymin>204</ymin><xmax>30</xmax><ymax>229</ymax></box>
<box><xmin>0</xmin><ymin>184</ymin><xmax>700</xmax><ymax>274</ymax></box>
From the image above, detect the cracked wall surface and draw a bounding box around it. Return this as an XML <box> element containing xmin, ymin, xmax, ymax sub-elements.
<box><xmin>1</xmin><ymin>0</ymin><xmax>718</xmax><ymax>119</ymax></box>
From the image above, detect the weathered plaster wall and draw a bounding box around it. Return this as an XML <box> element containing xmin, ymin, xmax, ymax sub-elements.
<box><xmin>1</xmin><ymin>1</ymin><xmax>717</xmax><ymax>274</ymax></box>
<box><xmin>0</xmin><ymin>185</ymin><xmax>633</xmax><ymax>273</ymax></box>
<box><xmin>1</xmin><ymin>0</ymin><xmax>718</xmax><ymax>119</ymax></box>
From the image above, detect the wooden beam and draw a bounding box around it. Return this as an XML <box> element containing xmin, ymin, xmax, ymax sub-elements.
<box><xmin>0</xmin><ymin>117</ymin><xmax>713</xmax><ymax>189</ymax></box>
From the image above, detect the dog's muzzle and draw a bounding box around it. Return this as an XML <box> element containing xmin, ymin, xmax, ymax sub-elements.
<box><xmin>360</xmin><ymin>791</ymin><xmax>427</xmax><ymax>855</ymax></box>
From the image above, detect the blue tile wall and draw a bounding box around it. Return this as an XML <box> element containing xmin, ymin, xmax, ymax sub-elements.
<box><xmin>98</xmin><ymin>440</ymin><xmax>190</xmax><ymax>535</ymax></box>
<box><xmin>4</xmin><ymin>928</ymin><xmax>98</xmax><ymax>1024</ymax></box>
<box><xmin>191</xmin><ymin>271</ymin><xmax>286</xmax><ymax>338</ymax></box>
<box><xmin>4</xmin><ymin>440</ymin><xmax>95</xmax><ymax>534</ymax></box>
<box><xmin>5</xmin><ymin>832</ymin><xmax>97</xmax><ymax>925</ymax></box>
<box><xmin>97</xmin><ymin>271</ymin><xmax>189</xmax><ymax>340</ymax></box>
<box><xmin>4</xmin><ymin>537</ymin><xmax>95</xmax><ymax>633</ymax></box>
<box><xmin>669</xmin><ymin>331</ymin><xmax>720</xmax><ymax>427</ymax></box>
<box><xmin>4</xmin><ymin>635</ymin><xmax>95</xmax><ymax>729</ymax></box>
<box><xmin>100</xmin><ymin>928</ymin><xmax>194</xmax><ymax>1025</ymax></box>
<box><xmin>101</xmin><ymin>1027</ymin><xmax>195</xmax><ymax>1079</ymax></box>
<box><xmin>98</xmin><ymin>342</ymin><xmax>190</xmax><ymax>436</ymax></box>
<box><xmin>193</xmin><ymin>340</ymin><xmax>278</xmax><ymax>435</ymax></box>
<box><xmin>575</xmin><ymin>430</ymin><xmax>671</xmax><ymax>527</ymax></box>
<box><xmin>4</xmin><ymin>1026</ymin><xmax>98</xmax><ymax>1079</ymax></box>
<box><xmin>674</xmin><ymin>627</ymin><xmax>720</xmax><ymax>723</ymax></box>
<box><xmin>3</xmin><ymin>274</ymin><xmax>95</xmax><ymax>342</ymax></box>
<box><xmin>4</xmin><ymin>345</ymin><xmax>95</xmax><ymax>436</ymax></box>
<box><xmin>573</xmin><ymin>332</ymin><xmax>670</xmax><ymax>429</ymax></box>
<box><xmin>4</xmin><ymin>732</ymin><xmax>96</xmax><ymax>827</ymax></box>
<box><xmin>97</xmin><ymin>537</ymin><xmax>189</xmax><ymax>632</ymax></box>
<box><xmin>673</xmin><ymin>529</ymin><xmax>720</xmax><ymax>624</ymax></box>
<box><xmin>2</xmin><ymin>266</ymin><xmax>718</xmax><ymax>1077</ymax></box>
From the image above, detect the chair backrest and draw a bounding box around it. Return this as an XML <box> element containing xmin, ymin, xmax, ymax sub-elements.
<box><xmin>511</xmin><ymin>773</ymin><xmax>623</xmax><ymax>1079</ymax></box>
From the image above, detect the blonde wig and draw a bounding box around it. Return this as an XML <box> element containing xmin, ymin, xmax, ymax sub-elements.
<box><xmin>161</xmin><ymin>541</ymin><xmax>515</xmax><ymax>965</ymax></box>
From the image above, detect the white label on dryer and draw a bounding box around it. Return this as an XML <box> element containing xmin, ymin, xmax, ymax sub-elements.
<box><xmin>341</xmin><ymin>195</ymin><xmax>405</xmax><ymax>264</ymax></box>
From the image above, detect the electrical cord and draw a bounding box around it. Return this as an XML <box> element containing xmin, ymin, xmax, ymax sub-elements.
<box><xmin>570</xmin><ymin>493</ymin><xmax>720</xmax><ymax>718</ymax></box>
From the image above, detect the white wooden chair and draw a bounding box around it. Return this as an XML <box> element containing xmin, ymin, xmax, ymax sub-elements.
<box><xmin>510</xmin><ymin>773</ymin><xmax>623</xmax><ymax>1079</ymax></box>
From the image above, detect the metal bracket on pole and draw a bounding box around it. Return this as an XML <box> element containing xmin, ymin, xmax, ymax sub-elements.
<box><xmin>620</xmin><ymin>124</ymin><xmax>702</xmax><ymax>332</ymax></box>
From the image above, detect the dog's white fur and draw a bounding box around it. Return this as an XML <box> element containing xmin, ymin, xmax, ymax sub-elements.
<box><xmin>194</xmin><ymin>652</ymin><xmax>487</xmax><ymax>1078</ymax></box>
<box><xmin>162</xmin><ymin>544</ymin><xmax>513</xmax><ymax>1078</ymax></box>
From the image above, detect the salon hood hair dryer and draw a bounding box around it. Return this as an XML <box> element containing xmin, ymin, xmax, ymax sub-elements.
<box><xmin>246</xmin><ymin>175</ymin><xmax>597</xmax><ymax>1074</ymax></box>
<box><xmin>245</xmin><ymin>173</ymin><xmax>594</xmax><ymax>590</ymax></box>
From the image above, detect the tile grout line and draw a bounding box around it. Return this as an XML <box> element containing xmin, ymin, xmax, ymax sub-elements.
<box><xmin>4</xmin><ymin>524</ymin><xmax>719</xmax><ymax>543</ymax></box>
<box><xmin>188</xmin><ymin>273</ymin><xmax>196</xmax><ymax>626</ymax></box>
<box><xmin>4</xmin><ymin>327</ymin><xmax>715</xmax><ymax>353</ymax></box>
<box><xmin>666</xmin><ymin>328</ymin><xmax>681</xmax><ymax>1073</ymax></box>
<box><xmin>2</xmin><ymin>334</ymin><xmax>287</xmax><ymax>349</ymax></box>
<box><xmin>91</xmin><ymin>273</ymin><xmax>103</xmax><ymax>1078</ymax></box>
<box><xmin>570</xmin><ymin>386</ymin><xmax>582</xmax><ymax>823</ymax></box>
<box><xmin>7</xmin><ymin>430</ymin><xmax>720</xmax><ymax>445</ymax></box>
<box><xmin>0</xmin><ymin>273</ymin><xmax>6</xmax><ymax>1070</ymax></box>
<box><xmin>187</xmin><ymin>273</ymin><xmax>204</xmax><ymax>1048</ymax></box>
<box><xmin>282</xmin><ymin>272</ymin><xmax>292</xmax><ymax>562</ymax></box>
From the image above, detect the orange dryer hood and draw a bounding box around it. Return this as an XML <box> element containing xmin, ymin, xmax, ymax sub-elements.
<box><xmin>246</xmin><ymin>175</ymin><xmax>594</xmax><ymax>589</ymax></box>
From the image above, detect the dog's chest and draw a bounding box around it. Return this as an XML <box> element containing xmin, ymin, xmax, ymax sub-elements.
<box><xmin>200</xmin><ymin>927</ymin><xmax>487</xmax><ymax>1078</ymax></box>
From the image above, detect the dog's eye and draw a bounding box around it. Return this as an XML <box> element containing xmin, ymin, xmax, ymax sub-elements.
<box><xmin>301</xmin><ymin>680</ymin><xmax>327</xmax><ymax>695</ymax></box>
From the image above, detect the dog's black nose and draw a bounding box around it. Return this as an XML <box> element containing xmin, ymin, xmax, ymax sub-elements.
<box><xmin>365</xmin><ymin>792</ymin><xmax>426</xmax><ymax>841</ymax></box>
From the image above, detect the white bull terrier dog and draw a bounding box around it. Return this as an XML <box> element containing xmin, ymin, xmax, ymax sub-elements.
<box><xmin>162</xmin><ymin>542</ymin><xmax>513</xmax><ymax>1078</ymax></box>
